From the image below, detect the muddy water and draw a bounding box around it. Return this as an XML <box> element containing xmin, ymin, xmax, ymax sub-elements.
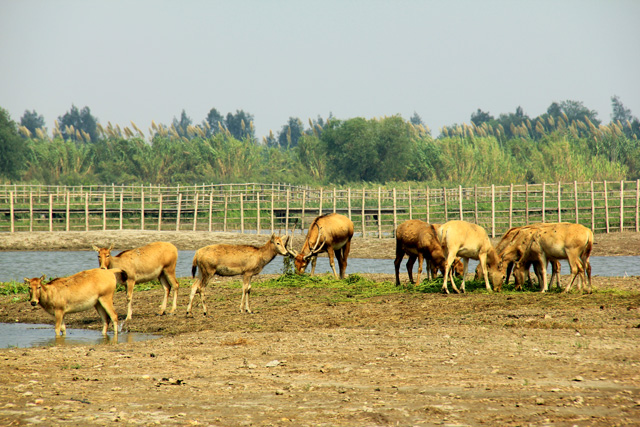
<box><xmin>1</xmin><ymin>250</ymin><xmax>638</xmax><ymax>283</ymax></box>
<box><xmin>0</xmin><ymin>322</ymin><xmax>159</xmax><ymax>349</ymax></box>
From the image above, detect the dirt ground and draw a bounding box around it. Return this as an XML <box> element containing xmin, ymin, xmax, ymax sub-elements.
<box><xmin>1</xmin><ymin>230</ymin><xmax>639</xmax><ymax>426</ymax></box>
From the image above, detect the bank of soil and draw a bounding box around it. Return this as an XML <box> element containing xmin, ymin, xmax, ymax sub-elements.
<box><xmin>0</xmin><ymin>230</ymin><xmax>639</xmax><ymax>426</ymax></box>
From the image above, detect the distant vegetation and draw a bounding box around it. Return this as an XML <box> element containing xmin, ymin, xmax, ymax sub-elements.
<box><xmin>1</xmin><ymin>97</ymin><xmax>638</xmax><ymax>187</ymax></box>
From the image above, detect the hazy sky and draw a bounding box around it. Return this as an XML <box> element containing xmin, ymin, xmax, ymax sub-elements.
<box><xmin>1</xmin><ymin>0</ymin><xmax>639</xmax><ymax>139</ymax></box>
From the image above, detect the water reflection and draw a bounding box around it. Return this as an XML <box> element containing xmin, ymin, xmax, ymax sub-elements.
<box><xmin>0</xmin><ymin>323</ymin><xmax>159</xmax><ymax>349</ymax></box>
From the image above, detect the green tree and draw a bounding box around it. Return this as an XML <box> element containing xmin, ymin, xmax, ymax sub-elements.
<box><xmin>58</xmin><ymin>105</ymin><xmax>99</xmax><ymax>142</ymax></box>
<box><xmin>277</xmin><ymin>117</ymin><xmax>304</xmax><ymax>148</ymax></box>
<box><xmin>172</xmin><ymin>110</ymin><xmax>192</xmax><ymax>138</ymax></box>
<box><xmin>470</xmin><ymin>109</ymin><xmax>494</xmax><ymax>126</ymax></box>
<box><xmin>225</xmin><ymin>110</ymin><xmax>255</xmax><ymax>141</ymax></box>
<box><xmin>611</xmin><ymin>95</ymin><xmax>633</xmax><ymax>123</ymax></box>
<box><xmin>20</xmin><ymin>110</ymin><xmax>46</xmax><ymax>137</ymax></box>
<box><xmin>0</xmin><ymin>108</ymin><xmax>27</xmax><ymax>180</ymax></box>
<box><xmin>203</xmin><ymin>107</ymin><xmax>225</xmax><ymax>137</ymax></box>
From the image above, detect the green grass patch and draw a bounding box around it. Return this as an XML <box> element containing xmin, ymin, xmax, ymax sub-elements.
<box><xmin>0</xmin><ymin>281</ymin><xmax>29</xmax><ymax>295</ymax></box>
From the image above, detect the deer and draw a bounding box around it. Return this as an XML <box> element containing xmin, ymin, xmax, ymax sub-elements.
<box><xmin>436</xmin><ymin>220</ymin><xmax>503</xmax><ymax>294</ymax></box>
<box><xmin>26</xmin><ymin>268</ymin><xmax>126</xmax><ymax>337</ymax></box>
<box><xmin>92</xmin><ymin>241</ymin><xmax>180</xmax><ymax>326</ymax></box>
<box><xmin>286</xmin><ymin>213</ymin><xmax>354</xmax><ymax>279</ymax></box>
<box><xmin>514</xmin><ymin>223</ymin><xmax>593</xmax><ymax>293</ymax></box>
<box><xmin>394</xmin><ymin>220</ymin><xmax>463</xmax><ymax>286</ymax></box>
<box><xmin>187</xmin><ymin>233</ymin><xmax>290</xmax><ymax>316</ymax></box>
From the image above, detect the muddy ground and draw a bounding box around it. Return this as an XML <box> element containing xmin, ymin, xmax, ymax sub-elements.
<box><xmin>0</xmin><ymin>231</ymin><xmax>639</xmax><ymax>426</ymax></box>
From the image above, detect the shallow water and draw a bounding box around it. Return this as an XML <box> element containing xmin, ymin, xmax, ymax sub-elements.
<box><xmin>0</xmin><ymin>322</ymin><xmax>159</xmax><ymax>349</ymax></box>
<box><xmin>0</xmin><ymin>250</ymin><xmax>638</xmax><ymax>283</ymax></box>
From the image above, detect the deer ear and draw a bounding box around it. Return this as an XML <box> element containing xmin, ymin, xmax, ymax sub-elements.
<box><xmin>92</xmin><ymin>245</ymin><xmax>100</xmax><ymax>252</ymax></box>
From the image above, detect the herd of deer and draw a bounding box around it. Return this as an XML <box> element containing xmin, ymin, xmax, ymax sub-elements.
<box><xmin>25</xmin><ymin>213</ymin><xmax>593</xmax><ymax>338</ymax></box>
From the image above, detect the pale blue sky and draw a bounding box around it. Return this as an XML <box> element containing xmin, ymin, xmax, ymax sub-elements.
<box><xmin>1</xmin><ymin>0</ymin><xmax>638</xmax><ymax>139</ymax></box>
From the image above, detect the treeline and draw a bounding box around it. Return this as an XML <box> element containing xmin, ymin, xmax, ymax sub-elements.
<box><xmin>1</xmin><ymin>97</ymin><xmax>638</xmax><ymax>187</ymax></box>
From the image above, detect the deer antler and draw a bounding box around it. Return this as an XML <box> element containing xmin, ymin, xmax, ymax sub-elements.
<box><xmin>304</xmin><ymin>225</ymin><xmax>325</xmax><ymax>260</ymax></box>
<box><xmin>285</xmin><ymin>229</ymin><xmax>298</xmax><ymax>257</ymax></box>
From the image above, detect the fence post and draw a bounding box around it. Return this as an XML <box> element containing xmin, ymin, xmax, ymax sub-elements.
<box><xmin>443</xmin><ymin>187</ymin><xmax>448</xmax><ymax>222</ymax></box>
<box><xmin>285</xmin><ymin>188</ymin><xmax>290</xmax><ymax>232</ymax></box>
<box><xmin>158</xmin><ymin>194</ymin><xmax>163</xmax><ymax>231</ymax></box>
<box><xmin>301</xmin><ymin>190</ymin><xmax>306</xmax><ymax>232</ymax></box>
<box><xmin>85</xmin><ymin>193</ymin><xmax>89</xmax><ymax>231</ymax></box>
<box><xmin>177</xmin><ymin>193</ymin><xmax>183</xmax><ymax>232</ymax></box>
<box><xmin>333</xmin><ymin>187</ymin><xmax>337</xmax><ymax>213</ymax></box>
<box><xmin>604</xmin><ymin>181</ymin><xmax>610</xmax><ymax>233</ymax></box>
<box><xmin>524</xmin><ymin>183</ymin><xmax>529</xmax><ymax>224</ymax></box>
<box><xmin>393</xmin><ymin>188</ymin><xmax>397</xmax><ymax>235</ymax></box>
<box><xmin>377</xmin><ymin>187</ymin><xmax>382</xmax><ymax>239</ymax></box>
<box><xmin>408</xmin><ymin>187</ymin><xmax>412</xmax><ymax>220</ymax></box>
<box><xmin>49</xmin><ymin>194</ymin><xmax>53</xmax><ymax>232</ymax></box>
<box><xmin>193</xmin><ymin>193</ymin><xmax>199</xmax><ymax>232</ymax></box>
<box><xmin>509</xmin><ymin>183</ymin><xmax>513</xmax><ymax>228</ymax></box>
<box><xmin>426</xmin><ymin>186</ymin><xmax>430</xmax><ymax>224</ymax></box>
<box><xmin>9</xmin><ymin>191</ymin><xmax>14</xmax><ymax>233</ymax></box>
<box><xmin>241</xmin><ymin>194</ymin><xmax>245</xmax><ymax>233</ymax></box>
<box><xmin>474</xmin><ymin>185</ymin><xmax>478</xmax><ymax>225</ymax></box>
<box><xmin>102</xmin><ymin>193</ymin><xmax>106</xmax><ymax>230</ymax></box>
<box><xmin>66</xmin><ymin>192</ymin><xmax>71</xmax><ymax>232</ymax></box>
<box><xmin>557</xmin><ymin>182</ymin><xmax>561</xmax><ymax>223</ymax></box>
<box><xmin>636</xmin><ymin>180</ymin><xmax>639</xmax><ymax>232</ymax></box>
<box><xmin>348</xmin><ymin>188</ymin><xmax>352</xmax><ymax>220</ymax></box>
<box><xmin>257</xmin><ymin>193</ymin><xmax>261</xmax><ymax>235</ymax></box>
<box><xmin>141</xmin><ymin>190</ymin><xmax>145</xmax><ymax>230</ymax></box>
<box><xmin>573</xmin><ymin>181</ymin><xmax>578</xmax><ymax>224</ymax></box>
<box><xmin>270</xmin><ymin>192</ymin><xmax>274</xmax><ymax>234</ymax></box>
<box><xmin>590</xmin><ymin>181</ymin><xmax>595</xmax><ymax>231</ymax></box>
<box><xmin>223</xmin><ymin>195</ymin><xmax>228</xmax><ymax>232</ymax></box>
<box><xmin>458</xmin><ymin>185</ymin><xmax>463</xmax><ymax>220</ymax></box>
<box><xmin>620</xmin><ymin>180</ymin><xmax>624</xmax><ymax>232</ymax></box>
<box><xmin>491</xmin><ymin>184</ymin><xmax>495</xmax><ymax>238</ymax></box>
<box><xmin>29</xmin><ymin>191</ymin><xmax>33</xmax><ymax>232</ymax></box>
<box><xmin>361</xmin><ymin>189</ymin><xmax>366</xmax><ymax>238</ymax></box>
<box><xmin>119</xmin><ymin>192</ymin><xmax>123</xmax><ymax>230</ymax></box>
<box><xmin>319</xmin><ymin>188</ymin><xmax>323</xmax><ymax>216</ymax></box>
<box><xmin>542</xmin><ymin>182</ymin><xmax>546</xmax><ymax>223</ymax></box>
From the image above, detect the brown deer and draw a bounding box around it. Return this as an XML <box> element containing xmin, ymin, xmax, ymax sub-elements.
<box><xmin>187</xmin><ymin>234</ymin><xmax>290</xmax><ymax>315</ymax></box>
<box><xmin>26</xmin><ymin>268</ymin><xmax>126</xmax><ymax>337</ymax></box>
<box><xmin>92</xmin><ymin>241</ymin><xmax>180</xmax><ymax>324</ymax></box>
<box><xmin>436</xmin><ymin>220</ymin><xmax>503</xmax><ymax>294</ymax></box>
<box><xmin>287</xmin><ymin>213</ymin><xmax>354</xmax><ymax>279</ymax></box>
<box><xmin>394</xmin><ymin>220</ymin><xmax>463</xmax><ymax>286</ymax></box>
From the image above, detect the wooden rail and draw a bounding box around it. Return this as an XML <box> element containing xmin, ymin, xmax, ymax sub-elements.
<box><xmin>1</xmin><ymin>181</ymin><xmax>638</xmax><ymax>238</ymax></box>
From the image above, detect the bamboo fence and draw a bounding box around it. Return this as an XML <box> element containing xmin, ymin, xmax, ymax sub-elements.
<box><xmin>0</xmin><ymin>181</ymin><xmax>638</xmax><ymax>238</ymax></box>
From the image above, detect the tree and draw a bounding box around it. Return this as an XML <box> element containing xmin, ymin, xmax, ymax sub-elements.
<box><xmin>611</xmin><ymin>95</ymin><xmax>634</xmax><ymax>123</ymax></box>
<box><xmin>20</xmin><ymin>110</ymin><xmax>46</xmax><ymax>137</ymax></box>
<box><xmin>225</xmin><ymin>110</ymin><xmax>255</xmax><ymax>141</ymax></box>
<box><xmin>321</xmin><ymin>116</ymin><xmax>414</xmax><ymax>182</ymax></box>
<box><xmin>470</xmin><ymin>109</ymin><xmax>494</xmax><ymax>126</ymax></box>
<box><xmin>409</xmin><ymin>112</ymin><xmax>424</xmax><ymax>126</ymax></box>
<box><xmin>558</xmin><ymin>100</ymin><xmax>600</xmax><ymax>126</ymax></box>
<box><xmin>277</xmin><ymin>117</ymin><xmax>304</xmax><ymax>148</ymax></box>
<box><xmin>57</xmin><ymin>105</ymin><xmax>99</xmax><ymax>142</ymax></box>
<box><xmin>203</xmin><ymin>108</ymin><xmax>225</xmax><ymax>137</ymax></box>
<box><xmin>172</xmin><ymin>110</ymin><xmax>192</xmax><ymax>138</ymax></box>
<box><xmin>0</xmin><ymin>108</ymin><xmax>27</xmax><ymax>180</ymax></box>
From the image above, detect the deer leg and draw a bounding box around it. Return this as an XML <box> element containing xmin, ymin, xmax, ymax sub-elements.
<box><xmin>158</xmin><ymin>275</ymin><xmax>170</xmax><ymax>316</ymax></box>
<box><xmin>124</xmin><ymin>278</ymin><xmax>135</xmax><ymax>323</ymax></box>
<box><xmin>563</xmin><ymin>257</ymin><xmax>581</xmax><ymax>293</ymax></box>
<box><xmin>326</xmin><ymin>247</ymin><xmax>338</xmax><ymax>279</ymax></box>
<box><xmin>162</xmin><ymin>268</ymin><xmax>180</xmax><ymax>314</ymax></box>
<box><xmin>441</xmin><ymin>250</ymin><xmax>459</xmax><ymax>294</ymax></box>
<box><xmin>335</xmin><ymin>248</ymin><xmax>345</xmax><ymax>279</ymax></box>
<box><xmin>340</xmin><ymin>240</ymin><xmax>351</xmax><ymax>279</ymax></box>
<box><xmin>240</xmin><ymin>275</ymin><xmax>252</xmax><ymax>313</ymax></box>
<box><xmin>416</xmin><ymin>253</ymin><xmax>424</xmax><ymax>285</ymax></box>
<box><xmin>479</xmin><ymin>254</ymin><xmax>491</xmax><ymax>292</ymax></box>
<box><xmin>95</xmin><ymin>303</ymin><xmax>110</xmax><ymax>336</ymax></box>
<box><xmin>54</xmin><ymin>310</ymin><xmax>65</xmax><ymax>336</ymax></box>
<box><xmin>310</xmin><ymin>256</ymin><xmax>318</xmax><ymax>276</ymax></box>
<box><xmin>99</xmin><ymin>296</ymin><xmax>119</xmax><ymax>337</ymax></box>
<box><xmin>187</xmin><ymin>277</ymin><xmax>207</xmax><ymax>316</ymax></box>
<box><xmin>394</xmin><ymin>248</ymin><xmax>406</xmax><ymax>286</ymax></box>
<box><xmin>406</xmin><ymin>255</ymin><xmax>417</xmax><ymax>284</ymax></box>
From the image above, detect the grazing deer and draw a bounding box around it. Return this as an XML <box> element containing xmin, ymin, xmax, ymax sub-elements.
<box><xmin>287</xmin><ymin>213</ymin><xmax>354</xmax><ymax>279</ymax></box>
<box><xmin>26</xmin><ymin>268</ymin><xmax>126</xmax><ymax>337</ymax></box>
<box><xmin>394</xmin><ymin>220</ymin><xmax>463</xmax><ymax>286</ymax></box>
<box><xmin>515</xmin><ymin>223</ymin><xmax>593</xmax><ymax>293</ymax></box>
<box><xmin>436</xmin><ymin>220</ymin><xmax>502</xmax><ymax>294</ymax></box>
<box><xmin>92</xmin><ymin>241</ymin><xmax>180</xmax><ymax>324</ymax></box>
<box><xmin>187</xmin><ymin>234</ymin><xmax>290</xmax><ymax>315</ymax></box>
